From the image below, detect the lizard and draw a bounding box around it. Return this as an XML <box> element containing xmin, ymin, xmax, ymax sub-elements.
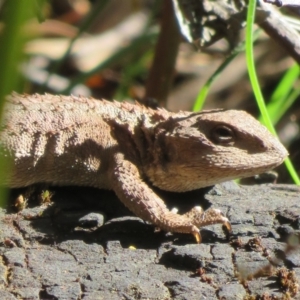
<box><xmin>0</xmin><ymin>93</ymin><xmax>288</xmax><ymax>242</ymax></box>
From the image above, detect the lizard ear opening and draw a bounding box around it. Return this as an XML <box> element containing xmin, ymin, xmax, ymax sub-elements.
<box><xmin>211</xmin><ymin>125</ymin><xmax>235</xmax><ymax>145</ymax></box>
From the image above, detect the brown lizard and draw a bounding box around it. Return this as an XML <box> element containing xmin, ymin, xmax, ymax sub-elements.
<box><xmin>0</xmin><ymin>93</ymin><xmax>288</xmax><ymax>242</ymax></box>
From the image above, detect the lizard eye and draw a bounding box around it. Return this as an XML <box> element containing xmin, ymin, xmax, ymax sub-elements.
<box><xmin>212</xmin><ymin>125</ymin><xmax>235</xmax><ymax>144</ymax></box>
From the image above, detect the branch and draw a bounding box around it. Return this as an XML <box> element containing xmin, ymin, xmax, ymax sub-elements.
<box><xmin>263</xmin><ymin>0</ymin><xmax>300</xmax><ymax>7</ymax></box>
<box><xmin>258</xmin><ymin>0</ymin><xmax>300</xmax><ymax>64</ymax></box>
<box><xmin>144</xmin><ymin>0</ymin><xmax>180</xmax><ymax>108</ymax></box>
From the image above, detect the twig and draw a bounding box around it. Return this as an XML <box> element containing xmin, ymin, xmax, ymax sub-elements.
<box><xmin>173</xmin><ymin>0</ymin><xmax>300</xmax><ymax>64</ymax></box>
<box><xmin>264</xmin><ymin>0</ymin><xmax>300</xmax><ymax>7</ymax></box>
<box><xmin>258</xmin><ymin>0</ymin><xmax>300</xmax><ymax>64</ymax></box>
<box><xmin>144</xmin><ymin>0</ymin><xmax>180</xmax><ymax>108</ymax></box>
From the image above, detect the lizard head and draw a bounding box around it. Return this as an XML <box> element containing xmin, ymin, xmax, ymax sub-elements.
<box><xmin>144</xmin><ymin>109</ymin><xmax>288</xmax><ymax>192</ymax></box>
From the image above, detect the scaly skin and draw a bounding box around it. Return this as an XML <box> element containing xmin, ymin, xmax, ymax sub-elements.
<box><xmin>0</xmin><ymin>93</ymin><xmax>288</xmax><ymax>242</ymax></box>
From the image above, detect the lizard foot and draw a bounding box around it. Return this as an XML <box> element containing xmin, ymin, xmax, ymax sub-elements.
<box><xmin>154</xmin><ymin>207</ymin><xmax>230</xmax><ymax>243</ymax></box>
<box><xmin>183</xmin><ymin>206</ymin><xmax>232</xmax><ymax>241</ymax></box>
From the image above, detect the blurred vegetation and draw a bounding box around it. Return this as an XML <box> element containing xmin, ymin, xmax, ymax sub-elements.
<box><xmin>0</xmin><ymin>0</ymin><xmax>299</xmax><ymax>185</ymax></box>
<box><xmin>0</xmin><ymin>0</ymin><xmax>36</xmax><ymax>206</ymax></box>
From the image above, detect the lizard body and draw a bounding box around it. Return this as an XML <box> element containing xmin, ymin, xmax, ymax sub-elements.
<box><xmin>0</xmin><ymin>93</ymin><xmax>288</xmax><ymax>242</ymax></box>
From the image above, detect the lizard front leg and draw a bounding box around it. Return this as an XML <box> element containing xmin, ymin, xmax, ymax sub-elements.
<box><xmin>110</xmin><ymin>153</ymin><xmax>201</xmax><ymax>242</ymax></box>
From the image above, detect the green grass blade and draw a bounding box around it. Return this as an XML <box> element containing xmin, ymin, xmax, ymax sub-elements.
<box><xmin>271</xmin><ymin>64</ymin><xmax>299</xmax><ymax>105</ymax></box>
<box><xmin>193</xmin><ymin>30</ymin><xmax>260</xmax><ymax>112</ymax></box>
<box><xmin>246</xmin><ymin>0</ymin><xmax>300</xmax><ymax>185</ymax></box>
<box><xmin>261</xmin><ymin>64</ymin><xmax>300</xmax><ymax>125</ymax></box>
<box><xmin>0</xmin><ymin>1</ymin><xmax>34</xmax><ymax>205</ymax></box>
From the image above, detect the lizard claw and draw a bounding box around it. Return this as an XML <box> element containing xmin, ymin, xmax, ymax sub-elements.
<box><xmin>154</xmin><ymin>224</ymin><xmax>201</xmax><ymax>243</ymax></box>
<box><xmin>192</xmin><ymin>229</ymin><xmax>202</xmax><ymax>244</ymax></box>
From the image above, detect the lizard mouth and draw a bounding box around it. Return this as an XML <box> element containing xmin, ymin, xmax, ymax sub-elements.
<box><xmin>233</xmin><ymin>152</ymin><xmax>287</xmax><ymax>174</ymax></box>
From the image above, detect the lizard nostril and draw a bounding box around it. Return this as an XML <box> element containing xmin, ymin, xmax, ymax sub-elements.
<box><xmin>212</xmin><ymin>125</ymin><xmax>234</xmax><ymax>144</ymax></box>
<box><xmin>259</xmin><ymin>141</ymin><xmax>268</xmax><ymax>150</ymax></box>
